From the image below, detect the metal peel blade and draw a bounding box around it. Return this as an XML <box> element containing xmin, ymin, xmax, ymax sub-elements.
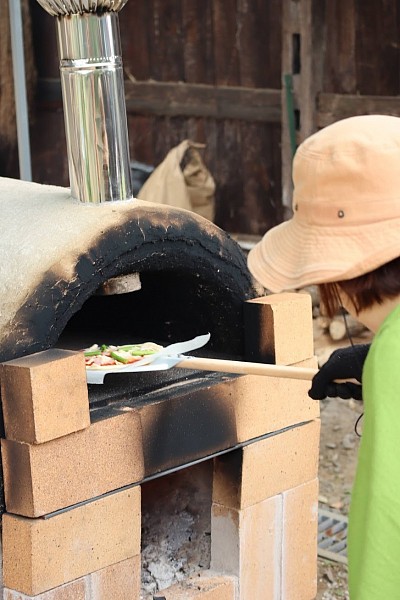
<box><xmin>131</xmin><ymin>333</ymin><xmax>211</xmax><ymax>367</ymax></box>
<box><xmin>86</xmin><ymin>333</ymin><xmax>211</xmax><ymax>384</ymax></box>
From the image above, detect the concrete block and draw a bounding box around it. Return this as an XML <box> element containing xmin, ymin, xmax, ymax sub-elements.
<box><xmin>3</xmin><ymin>580</ymin><xmax>86</xmax><ymax>599</ymax></box>
<box><xmin>2</xmin><ymin>556</ymin><xmax>141</xmax><ymax>600</ymax></box>
<box><xmin>1</xmin><ymin>410</ymin><xmax>144</xmax><ymax>517</ymax></box>
<box><xmin>161</xmin><ymin>572</ymin><xmax>236</xmax><ymax>600</ymax></box>
<box><xmin>213</xmin><ymin>419</ymin><xmax>320</xmax><ymax>509</ymax></box>
<box><xmin>0</xmin><ymin>349</ymin><xmax>90</xmax><ymax>444</ymax></box>
<box><xmin>234</xmin><ymin>357</ymin><xmax>319</xmax><ymax>443</ymax></box>
<box><xmin>89</xmin><ymin>556</ymin><xmax>141</xmax><ymax>600</ymax></box>
<box><xmin>244</xmin><ymin>293</ymin><xmax>314</xmax><ymax>365</ymax></box>
<box><xmin>2</xmin><ymin>487</ymin><xmax>141</xmax><ymax>596</ymax></box>
<box><xmin>211</xmin><ymin>496</ymin><xmax>282</xmax><ymax>599</ymax></box>
<box><xmin>282</xmin><ymin>479</ymin><xmax>319</xmax><ymax>600</ymax></box>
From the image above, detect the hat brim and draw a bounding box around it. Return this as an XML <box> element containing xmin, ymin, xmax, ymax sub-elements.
<box><xmin>247</xmin><ymin>216</ymin><xmax>400</xmax><ymax>292</ymax></box>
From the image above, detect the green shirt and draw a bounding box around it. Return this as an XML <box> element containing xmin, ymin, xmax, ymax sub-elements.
<box><xmin>348</xmin><ymin>303</ymin><xmax>400</xmax><ymax>599</ymax></box>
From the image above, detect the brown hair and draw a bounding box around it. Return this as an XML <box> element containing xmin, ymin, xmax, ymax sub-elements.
<box><xmin>319</xmin><ymin>256</ymin><xmax>400</xmax><ymax>318</ymax></box>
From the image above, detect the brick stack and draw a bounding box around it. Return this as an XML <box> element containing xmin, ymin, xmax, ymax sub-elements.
<box><xmin>0</xmin><ymin>351</ymin><xmax>143</xmax><ymax>598</ymax></box>
<box><xmin>0</xmin><ymin>293</ymin><xmax>320</xmax><ymax>599</ymax></box>
<box><xmin>210</xmin><ymin>294</ymin><xmax>320</xmax><ymax>599</ymax></box>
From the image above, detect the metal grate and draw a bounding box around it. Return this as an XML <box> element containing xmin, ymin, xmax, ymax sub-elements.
<box><xmin>318</xmin><ymin>508</ymin><xmax>348</xmax><ymax>564</ymax></box>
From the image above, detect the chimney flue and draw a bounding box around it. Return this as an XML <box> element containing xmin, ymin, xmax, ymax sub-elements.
<box><xmin>36</xmin><ymin>1</ymin><xmax>133</xmax><ymax>203</ymax></box>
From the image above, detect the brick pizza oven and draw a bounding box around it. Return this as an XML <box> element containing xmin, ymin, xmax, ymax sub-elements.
<box><xmin>0</xmin><ymin>200</ymin><xmax>320</xmax><ymax>598</ymax></box>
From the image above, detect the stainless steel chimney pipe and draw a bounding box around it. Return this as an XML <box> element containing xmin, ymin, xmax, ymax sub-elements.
<box><xmin>35</xmin><ymin>1</ymin><xmax>132</xmax><ymax>203</ymax></box>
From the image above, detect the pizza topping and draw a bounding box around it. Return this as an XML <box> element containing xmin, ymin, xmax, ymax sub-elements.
<box><xmin>109</xmin><ymin>349</ymin><xmax>144</xmax><ymax>364</ymax></box>
<box><xmin>93</xmin><ymin>355</ymin><xmax>117</xmax><ymax>366</ymax></box>
<box><xmin>84</xmin><ymin>342</ymin><xmax>163</xmax><ymax>369</ymax></box>
<box><xmin>84</xmin><ymin>344</ymin><xmax>102</xmax><ymax>357</ymax></box>
<box><xmin>117</xmin><ymin>342</ymin><xmax>162</xmax><ymax>356</ymax></box>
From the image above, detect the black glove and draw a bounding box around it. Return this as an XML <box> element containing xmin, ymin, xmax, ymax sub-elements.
<box><xmin>308</xmin><ymin>344</ymin><xmax>371</xmax><ymax>401</ymax></box>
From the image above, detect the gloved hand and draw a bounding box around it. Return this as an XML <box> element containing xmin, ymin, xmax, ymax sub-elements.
<box><xmin>308</xmin><ymin>344</ymin><xmax>371</xmax><ymax>401</ymax></box>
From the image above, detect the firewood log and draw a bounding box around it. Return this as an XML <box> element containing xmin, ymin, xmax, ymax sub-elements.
<box><xmin>328</xmin><ymin>315</ymin><xmax>367</xmax><ymax>341</ymax></box>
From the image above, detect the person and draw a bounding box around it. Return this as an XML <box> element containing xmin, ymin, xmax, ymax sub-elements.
<box><xmin>308</xmin><ymin>342</ymin><xmax>369</xmax><ymax>401</ymax></box>
<box><xmin>247</xmin><ymin>114</ymin><xmax>400</xmax><ymax>599</ymax></box>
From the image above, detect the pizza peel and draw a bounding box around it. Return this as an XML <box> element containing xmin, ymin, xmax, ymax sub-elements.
<box><xmin>172</xmin><ymin>355</ymin><xmax>316</xmax><ymax>381</ymax></box>
<box><xmin>86</xmin><ymin>333</ymin><xmax>317</xmax><ymax>384</ymax></box>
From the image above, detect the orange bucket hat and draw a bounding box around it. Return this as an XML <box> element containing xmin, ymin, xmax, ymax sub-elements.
<box><xmin>248</xmin><ymin>115</ymin><xmax>400</xmax><ymax>292</ymax></box>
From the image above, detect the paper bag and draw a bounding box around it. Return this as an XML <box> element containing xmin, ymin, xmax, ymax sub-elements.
<box><xmin>137</xmin><ymin>140</ymin><xmax>215</xmax><ymax>221</ymax></box>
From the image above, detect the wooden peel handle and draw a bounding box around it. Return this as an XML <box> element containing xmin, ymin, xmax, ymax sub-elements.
<box><xmin>176</xmin><ymin>356</ymin><xmax>316</xmax><ymax>381</ymax></box>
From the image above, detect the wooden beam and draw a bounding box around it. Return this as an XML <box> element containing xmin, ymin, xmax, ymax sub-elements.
<box><xmin>125</xmin><ymin>81</ymin><xmax>281</xmax><ymax>122</ymax></box>
<box><xmin>317</xmin><ymin>92</ymin><xmax>400</xmax><ymax>127</ymax></box>
<box><xmin>37</xmin><ymin>78</ymin><xmax>281</xmax><ymax>123</ymax></box>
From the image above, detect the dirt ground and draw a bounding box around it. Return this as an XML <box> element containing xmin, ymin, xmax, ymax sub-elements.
<box><xmin>316</xmin><ymin>396</ymin><xmax>360</xmax><ymax>600</ymax></box>
<box><xmin>314</xmin><ymin>328</ymin><xmax>373</xmax><ymax>600</ymax></box>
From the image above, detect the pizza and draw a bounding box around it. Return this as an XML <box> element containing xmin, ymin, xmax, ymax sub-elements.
<box><xmin>84</xmin><ymin>342</ymin><xmax>163</xmax><ymax>369</ymax></box>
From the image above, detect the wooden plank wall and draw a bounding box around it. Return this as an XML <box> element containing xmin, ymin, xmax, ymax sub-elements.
<box><xmin>4</xmin><ymin>1</ymin><xmax>400</xmax><ymax>235</ymax></box>
<box><xmin>122</xmin><ymin>0</ymin><xmax>283</xmax><ymax>235</ymax></box>
<box><xmin>317</xmin><ymin>0</ymin><xmax>400</xmax><ymax>125</ymax></box>
<box><xmin>281</xmin><ymin>0</ymin><xmax>400</xmax><ymax>208</ymax></box>
<box><xmin>27</xmin><ymin>0</ymin><xmax>283</xmax><ymax>236</ymax></box>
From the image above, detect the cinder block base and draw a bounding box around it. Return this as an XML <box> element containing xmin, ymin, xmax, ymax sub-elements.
<box><xmin>211</xmin><ymin>481</ymin><xmax>319</xmax><ymax>600</ymax></box>
<box><xmin>211</xmin><ymin>420</ymin><xmax>320</xmax><ymax>600</ymax></box>
<box><xmin>160</xmin><ymin>572</ymin><xmax>237</xmax><ymax>599</ymax></box>
<box><xmin>0</xmin><ymin>349</ymin><xmax>90</xmax><ymax>444</ymax></box>
<box><xmin>213</xmin><ymin>420</ymin><xmax>320</xmax><ymax>509</ymax></box>
<box><xmin>2</xmin><ymin>488</ymin><xmax>140</xmax><ymax>596</ymax></box>
<box><xmin>2</xmin><ymin>555</ymin><xmax>141</xmax><ymax>600</ymax></box>
<box><xmin>282</xmin><ymin>479</ymin><xmax>319</xmax><ymax>599</ymax></box>
<box><xmin>234</xmin><ymin>357</ymin><xmax>319</xmax><ymax>443</ymax></box>
<box><xmin>211</xmin><ymin>496</ymin><xmax>282</xmax><ymax>598</ymax></box>
<box><xmin>1</xmin><ymin>411</ymin><xmax>144</xmax><ymax>517</ymax></box>
<box><xmin>3</xmin><ymin>580</ymin><xmax>87</xmax><ymax>600</ymax></box>
<box><xmin>1</xmin><ymin>292</ymin><xmax>319</xmax><ymax>600</ymax></box>
<box><xmin>244</xmin><ymin>293</ymin><xmax>314</xmax><ymax>365</ymax></box>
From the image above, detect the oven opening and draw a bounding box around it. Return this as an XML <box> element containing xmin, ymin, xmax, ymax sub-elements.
<box><xmin>56</xmin><ymin>269</ymin><xmax>245</xmax><ymax>359</ymax></box>
<box><xmin>141</xmin><ymin>461</ymin><xmax>212</xmax><ymax>598</ymax></box>
<box><xmin>54</xmin><ymin>266</ymin><xmax>246</xmax><ymax>407</ymax></box>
